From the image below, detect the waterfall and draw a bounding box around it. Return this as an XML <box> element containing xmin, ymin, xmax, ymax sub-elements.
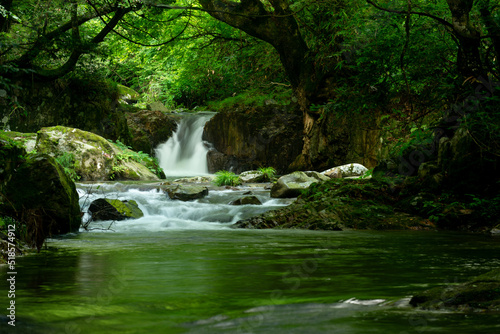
<box><xmin>155</xmin><ymin>112</ymin><xmax>214</xmax><ymax>177</ymax></box>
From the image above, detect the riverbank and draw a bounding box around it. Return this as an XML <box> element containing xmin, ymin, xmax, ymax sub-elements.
<box><xmin>234</xmin><ymin>176</ymin><xmax>500</xmax><ymax>234</ymax></box>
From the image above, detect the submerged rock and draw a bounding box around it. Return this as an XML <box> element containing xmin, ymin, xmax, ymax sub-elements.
<box><xmin>230</xmin><ymin>196</ymin><xmax>262</xmax><ymax>206</ymax></box>
<box><xmin>271</xmin><ymin>171</ymin><xmax>329</xmax><ymax>198</ymax></box>
<box><xmin>89</xmin><ymin>198</ymin><xmax>144</xmax><ymax>221</ymax></box>
<box><xmin>166</xmin><ymin>185</ymin><xmax>209</xmax><ymax>201</ymax></box>
<box><xmin>410</xmin><ymin>269</ymin><xmax>500</xmax><ymax>311</ymax></box>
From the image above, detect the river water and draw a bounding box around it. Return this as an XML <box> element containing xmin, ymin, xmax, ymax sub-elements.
<box><xmin>1</xmin><ymin>183</ymin><xmax>500</xmax><ymax>334</ymax></box>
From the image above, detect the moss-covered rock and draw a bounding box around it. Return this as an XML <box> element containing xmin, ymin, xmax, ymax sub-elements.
<box><xmin>88</xmin><ymin>198</ymin><xmax>143</xmax><ymax>221</ymax></box>
<box><xmin>235</xmin><ymin>178</ymin><xmax>434</xmax><ymax>230</ymax></box>
<box><xmin>35</xmin><ymin>126</ymin><xmax>159</xmax><ymax>181</ymax></box>
<box><xmin>0</xmin><ymin>131</ymin><xmax>37</xmax><ymax>152</ymax></box>
<box><xmin>117</xmin><ymin>84</ymin><xmax>140</xmax><ymax>104</ymax></box>
<box><xmin>0</xmin><ymin>153</ymin><xmax>81</xmax><ymax>249</ymax></box>
<box><xmin>410</xmin><ymin>269</ymin><xmax>500</xmax><ymax>311</ymax></box>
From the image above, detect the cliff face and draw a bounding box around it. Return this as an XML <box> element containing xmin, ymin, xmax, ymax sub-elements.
<box><xmin>202</xmin><ymin>104</ymin><xmax>304</xmax><ymax>174</ymax></box>
<box><xmin>203</xmin><ymin>105</ymin><xmax>382</xmax><ymax>174</ymax></box>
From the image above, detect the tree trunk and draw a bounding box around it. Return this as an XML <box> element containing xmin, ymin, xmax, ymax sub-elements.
<box><xmin>445</xmin><ymin>0</ymin><xmax>485</xmax><ymax>77</ymax></box>
<box><xmin>197</xmin><ymin>0</ymin><xmax>338</xmax><ymax>168</ymax></box>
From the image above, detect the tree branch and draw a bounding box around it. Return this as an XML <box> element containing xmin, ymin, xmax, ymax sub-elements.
<box><xmin>366</xmin><ymin>0</ymin><xmax>454</xmax><ymax>29</ymax></box>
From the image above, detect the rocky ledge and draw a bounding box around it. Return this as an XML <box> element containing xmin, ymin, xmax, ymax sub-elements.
<box><xmin>234</xmin><ymin>178</ymin><xmax>435</xmax><ymax>230</ymax></box>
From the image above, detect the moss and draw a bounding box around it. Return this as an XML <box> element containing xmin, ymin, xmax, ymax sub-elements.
<box><xmin>235</xmin><ymin>178</ymin><xmax>434</xmax><ymax>230</ymax></box>
<box><xmin>106</xmin><ymin>199</ymin><xmax>143</xmax><ymax>219</ymax></box>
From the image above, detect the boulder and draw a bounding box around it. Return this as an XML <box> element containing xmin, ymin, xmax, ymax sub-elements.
<box><xmin>174</xmin><ymin>176</ymin><xmax>215</xmax><ymax>183</ymax></box>
<box><xmin>324</xmin><ymin>169</ymin><xmax>342</xmax><ymax>179</ymax></box>
<box><xmin>321</xmin><ymin>163</ymin><xmax>368</xmax><ymax>178</ymax></box>
<box><xmin>202</xmin><ymin>105</ymin><xmax>303</xmax><ymax>174</ymax></box>
<box><xmin>410</xmin><ymin>268</ymin><xmax>500</xmax><ymax>311</ymax></box>
<box><xmin>35</xmin><ymin>126</ymin><xmax>159</xmax><ymax>181</ymax></box>
<box><xmin>166</xmin><ymin>185</ymin><xmax>209</xmax><ymax>201</ymax></box>
<box><xmin>230</xmin><ymin>196</ymin><xmax>262</xmax><ymax>206</ymax></box>
<box><xmin>125</xmin><ymin>110</ymin><xmax>177</xmax><ymax>154</ymax></box>
<box><xmin>0</xmin><ymin>152</ymin><xmax>81</xmax><ymax>248</ymax></box>
<box><xmin>147</xmin><ymin>101</ymin><xmax>169</xmax><ymax>113</ymax></box>
<box><xmin>239</xmin><ymin>170</ymin><xmax>265</xmax><ymax>183</ymax></box>
<box><xmin>271</xmin><ymin>171</ymin><xmax>329</xmax><ymax>198</ymax></box>
<box><xmin>88</xmin><ymin>198</ymin><xmax>143</xmax><ymax>221</ymax></box>
<box><xmin>117</xmin><ymin>84</ymin><xmax>140</xmax><ymax>104</ymax></box>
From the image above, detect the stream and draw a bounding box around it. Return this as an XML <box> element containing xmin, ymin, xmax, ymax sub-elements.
<box><xmin>1</xmin><ymin>183</ymin><xmax>500</xmax><ymax>333</ymax></box>
<box><xmin>2</xmin><ymin>114</ymin><xmax>500</xmax><ymax>333</ymax></box>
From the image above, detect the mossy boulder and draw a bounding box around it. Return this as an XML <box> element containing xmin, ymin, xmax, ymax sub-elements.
<box><xmin>35</xmin><ymin>126</ymin><xmax>159</xmax><ymax>181</ymax></box>
<box><xmin>271</xmin><ymin>171</ymin><xmax>329</xmax><ymax>198</ymax></box>
<box><xmin>88</xmin><ymin>198</ymin><xmax>144</xmax><ymax>221</ymax></box>
<box><xmin>0</xmin><ymin>131</ymin><xmax>37</xmax><ymax>152</ymax></box>
<box><xmin>1</xmin><ymin>153</ymin><xmax>81</xmax><ymax>246</ymax></box>
<box><xmin>166</xmin><ymin>185</ymin><xmax>209</xmax><ymax>201</ymax></box>
<box><xmin>117</xmin><ymin>84</ymin><xmax>140</xmax><ymax>104</ymax></box>
<box><xmin>410</xmin><ymin>268</ymin><xmax>500</xmax><ymax>311</ymax></box>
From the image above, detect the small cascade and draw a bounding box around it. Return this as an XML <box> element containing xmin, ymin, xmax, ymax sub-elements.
<box><xmin>155</xmin><ymin>112</ymin><xmax>214</xmax><ymax>177</ymax></box>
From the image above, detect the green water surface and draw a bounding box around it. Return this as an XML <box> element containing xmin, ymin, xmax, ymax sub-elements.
<box><xmin>1</xmin><ymin>229</ymin><xmax>500</xmax><ymax>334</ymax></box>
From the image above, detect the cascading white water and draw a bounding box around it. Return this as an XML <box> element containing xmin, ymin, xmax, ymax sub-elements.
<box><xmin>155</xmin><ymin>112</ymin><xmax>214</xmax><ymax>177</ymax></box>
<box><xmin>77</xmin><ymin>183</ymin><xmax>292</xmax><ymax>232</ymax></box>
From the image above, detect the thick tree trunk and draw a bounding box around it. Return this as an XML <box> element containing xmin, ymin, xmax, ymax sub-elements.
<box><xmin>197</xmin><ymin>0</ymin><xmax>337</xmax><ymax>169</ymax></box>
<box><xmin>446</xmin><ymin>0</ymin><xmax>485</xmax><ymax>77</ymax></box>
<box><xmin>198</xmin><ymin>0</ymin><xmax>326</xmax><ymax>108</ymax></box>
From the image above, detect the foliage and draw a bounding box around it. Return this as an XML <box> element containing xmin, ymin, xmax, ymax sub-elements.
<box><xmin>213</xmin><ymin>170</ymin><xmax>241</xmax><ymax>186</ymax></box>
<box><xmin>55</xmin><ymin>152</ymin><xmax>80</xmax><ymax>182</ymax></box>
<box><xmin>258</xmin><ymin>166</ymin><xmax>276</xmax><ymax>182</ymax></box>
<box><xmin>462</xmin><ymin>84</ymin><xmax>500</xmax><ymax>156</ymax></box>
<box><xmin>110</xmin><ymin>140</ymin><xmax>164</xmax><ymax>178</ymax></box>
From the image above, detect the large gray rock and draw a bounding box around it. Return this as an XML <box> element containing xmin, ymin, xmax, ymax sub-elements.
<box><xmin>271</xmin><ymin>171</ymin><xmax>329</xmax><ymax>198</ymax></box>
<box><xmin>35</xmin><ymin>126</ymin><xmax>159</xmax><ymax>181</ymax></box>
<box><xmin>166</xmin><ymin>185</ymin><xmax>209</xmax><ymax>201</ymax></box>
<box><xmin>239</xmin><ymin>171</ymin><xmax>265</xmax><ymax>183</ymax></box>
<box><xmin>229</xmin><ymin>196</ymin><xmax>262</xmax><ymax>205</ymax></box>
<box><xmin>321</xmin><ymin>163</ymin><xmax>368</xmax><ymax>178</ymax></box>
<box><xmin>89</xmin><ymin>198</ymin><xmax>143</xmax><ymax>221</ymax></box>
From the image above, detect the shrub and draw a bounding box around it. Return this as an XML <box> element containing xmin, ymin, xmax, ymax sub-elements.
<box><xmin>213</xmin><ymin>170</ymin><xmax>241</xmax><ymax>186</ymax></box>
<box><xmin>258</xmin><ymin>166</ymin><xmax>277</xmax><ymax>182</ymax></box>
